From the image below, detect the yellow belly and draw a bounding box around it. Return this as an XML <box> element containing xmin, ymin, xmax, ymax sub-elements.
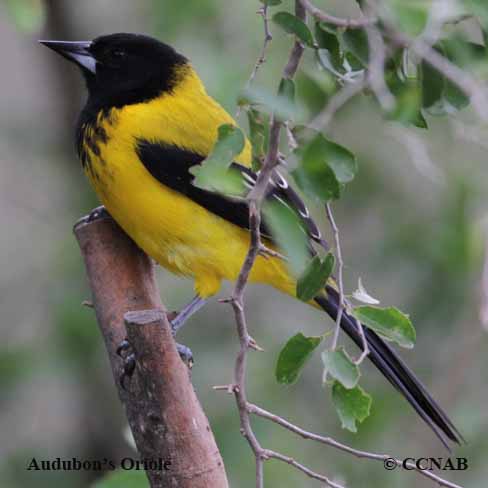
<box><xmin>87</xmin><ymin>151</ymin><xmax>294</xmax><ymax>298</ymax></box>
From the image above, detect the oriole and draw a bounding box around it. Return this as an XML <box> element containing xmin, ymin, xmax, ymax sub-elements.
<box><xmin>40</xmin><ymin>33</ymin><xmax>461</xmax><ymax>447</ymax></box>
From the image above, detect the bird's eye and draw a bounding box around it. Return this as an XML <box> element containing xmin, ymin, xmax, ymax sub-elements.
<box><xmin>111</xmin><ymin>49</ymin><xmax>126</xmax><ymax>59</ymax></box>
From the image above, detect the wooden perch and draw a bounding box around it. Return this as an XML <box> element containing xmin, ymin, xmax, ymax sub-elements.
<box><xmin>74</xmin><ymin>211</ymin><xmax>228</xmax><ymax>488</ymax></box>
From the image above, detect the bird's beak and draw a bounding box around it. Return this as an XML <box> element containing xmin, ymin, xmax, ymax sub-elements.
<box><xmin>39</xmin><ymin>40</ymin><xmax>96</xmax><ymax>74</ymax></box>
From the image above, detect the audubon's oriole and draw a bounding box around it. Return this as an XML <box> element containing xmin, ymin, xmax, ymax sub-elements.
<box><xmin>40</xmin><ymin>33</ymin><xmax>462</xmax><ymax>447</ymax></box>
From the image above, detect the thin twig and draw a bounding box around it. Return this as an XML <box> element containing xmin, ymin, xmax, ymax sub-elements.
<box><xmin>230</xmin><ymin>210</ymin><xmax>265</xmax><ymax>485</ymax></box>
<box><xmin>259</xmin><ymin>244</ymin><xmax>287</xmax><ymax>261</ymax></box>
<box><xmin>353</xmin><ymin>316</ymin><xmax>370</xmax><ymax>364</ymax></box>
<box><xmin>298</xmin><ymin>0</ymin><xmax>375</xmax><ymax>28</ymax></box>
<box><xmin>363</xmin><ymin>0</ymin><xmax>395</xmax><ymax>111</ymax></box>
<box><xmin>237</xmin><ymin>4</ymin><xmax>273</xmax><ymax>118</ymax></box>
<box><xmin>285</xmin><ymin>121</ymin><xmax>299</xmax><ymax>151</ymax></box>
<box><xmin>247</xmin><ymin>5</ymin><xmax>273</xmax><ymax>87</ymax></box>
<box><xmin>325</xmin><ymin>203</ymin><xmax>344</xmax><ymax>351</ymax></box>
<box><xmin>248</xmin><ymin>403</ymin><xmax>464</xmax><ymax>488</ymax></box>
<box><xmin>325</xmin><ymin>202</ymin><xmax>369</xmax><ymax>362</ymax></box>
<box><xmin>309</xmin><ymin>79</ymin><xmax>366</xmax><ymax>132</ymax></box>
<box><xmin>264</xmin><ymin>449</ymin><xmax>345</xmax><ymax>488</ymax></box>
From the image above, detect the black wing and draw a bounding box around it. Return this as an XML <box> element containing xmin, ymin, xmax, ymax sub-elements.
<box><xmin>136</xmin><ymin>139</ymin><xmax>327</xmax><ymax>249</ymax></box>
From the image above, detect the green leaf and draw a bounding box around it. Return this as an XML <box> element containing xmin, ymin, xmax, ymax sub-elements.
<box><xmin>211</xmin><ymin>124</ymin><xmax>246</xmax><ymax>163</ymax></box>
<box><xmin>293</xmin><ymin>159</ymin><xmax>340</xmax><ymax>202</ymax></box>
<box><xmin>315</xmin><ymin>23</ymin><xmax>342</xmax><ymax>70</ymax></box>
<box><xmin>278</xmin><ymin>78</ymin><xmax>296</xmax><ymax>105</ymax></box>
<box><xmin>191</xmin><ymin>165</ymin><xmax>245</xmax><ymax>195</ymax></box>
<box><xmin>241</xmin><ymin>85</ymin><xmax>302</xmax><ymax>121</ymax></box>
<box><xmin>353</xmin><ymin>306</ymin><xmax>416</xmax><ymax>349</ymax></box>
<box><xmin>321</xmin><ymin>139</ymin><xmax>358</xmax><ymax>184</ymax></box>
<box><xmin>272</xmin><ymin>11</ymin><xmax>315</xmax><ymax>47</ymax></box>
<box><xmin>191</xmin><ymin>124</ymin><xmax>246</xmax><ymax>194</ymax></box>
<box><xmin>92</xmin><ymin>469</ymin><xmax>148</xmax><ymax>488</ymax></box>
<box><xmin>263</xmin><ymin>200</ymin><xmax>310</xmax><ymax>275</ymax></box>
<box><xmin>261</xmin><ymin>0</ymin><xmax>282</xmax><ymax>5</ymax></box>
<box><xmin>292</xmin><ymin>135</ymin><xmax>357</xmax><ymax>203</ymax></box>
<box><xmin>247</xmin><ymin>109</ymin><xmax>267</xmax><ymax>170</ymax></box>
<box><xmin>342</xmin><ymin>28</ymin><xmax>369</xmax><ymax>66</ymax></box>
<box><xmin>296</xmin><ymin>71</ymin><xmax>335</xmax><ymax>117</ymax></box>
<box><xmin>291</xmin><ymin>125</ymin><xmax>321</xmax><ymax>146</ymax></box>
<box><xmin>296</xmin><ymin>253</ymin><xmax>335</xmax><ymax>302</ymax></box>
<box><xmin>385</xmin><ymin>0</ymin><xmax>429</xmax><ymax>36</ymax></box>
<box><xmin>195</xmin><ymin>124</ymin><xmax>245</xmax><ymax>170</ymax></box>
<box><xmin>276</xmin><ymin>333</ymin><xmax>322</xmax><ymax>384</ymax></box>
<box><xmin>322</xmin><ymin>348</ymin><xmax>360</xmax><ymax>389</ymax></box>
<box><xmin>444</xmin><ymin>82</ymin><xmax>469</xmax><ymax>110</ymax></box>
<box><xmin>419</xmin><ymin>39</ymin><xmax>486</xmax><ymax>113</ymax></box>
<box><xmin>387</xmin><ymin>79</ymin><xmax>427</xmax><ymax>129</ymax></box>
<box><xmin>331</xmin><ymin>382</ymin><xmax>372</xmax><ymax>432</ymax></box>
<box><xmin>421</xmin><ymin>48</ymin><xmax>446</xmax><ymax>109</ymax></box>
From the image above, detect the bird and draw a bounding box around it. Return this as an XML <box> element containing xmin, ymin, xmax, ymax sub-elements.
<box><xmin>40</xmin><ymin>33</ymin><xmax>462</xmax><ymax>448</ymax></box>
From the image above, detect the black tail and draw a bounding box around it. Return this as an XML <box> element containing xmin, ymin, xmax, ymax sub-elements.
<box><xmin>315</xmin><ymin>288</ymin><xmax>464</xmax><ymax>449</ymax></box>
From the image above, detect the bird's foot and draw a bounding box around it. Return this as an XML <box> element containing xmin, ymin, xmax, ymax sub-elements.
<box><xmin>116</xmin><ymin>339</ymin><xmax>136</xmax><ymax>390</ymax></box>
<box><xmin>74</xmin><ymin>206</ymin><xmax>111</xmax><ymax>231</ymax></box>
<box><xmin>176</xmin><ymin>342</ymin><xmax>194</xmax><ymax>369</ymax></box>
<box><xmin>116</xmin><ymin>334</ymin><xmax>193</xmax><ymax>389</ymax></box>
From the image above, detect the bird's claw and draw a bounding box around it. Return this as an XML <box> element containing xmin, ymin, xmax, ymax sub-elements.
<box><xmin>117</xmin><ymin>338</ymin><xmax>136</xmax><ymax>390</ymax></box>
<box><xmin>177</xmin><ymin>343</ymin><xmax>194</xmax><ymax>369</ymax></box>
<box><xmin>87</xmin><ymin>205</ymin><xmax>110</xmax><ymax>223</ymax></box>
<box><xmin>116</xmin><ymin>339</ymin><xmax>131</xmax><ymax>357</ymax></box>
<box><xmin>116</xmin><ymin>336</ymin><xmax>193</xmax><ymax>389</ymax></box>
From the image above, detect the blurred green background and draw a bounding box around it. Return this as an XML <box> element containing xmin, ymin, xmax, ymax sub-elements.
<box><xmin>1</xmin><ymin>0</ymin><xmax>487</xmax><ymax>487</ymax></box>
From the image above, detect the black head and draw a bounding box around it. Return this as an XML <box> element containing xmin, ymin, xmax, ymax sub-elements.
<box><xmin>40</xmin><ymin>33</ymin><xmax>188</xmax><ymax>109</ymax></box>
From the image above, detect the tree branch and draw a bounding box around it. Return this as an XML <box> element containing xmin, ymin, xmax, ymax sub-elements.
<box><xmin>74</xmin><ymin>212</ymin><xmax>228</xmax><ymax>488</ymax></box>
<box><xmin>237</xmin><ymin>4</ymin><xmax>273</xmax><ymax>118</ymax></box>
<box><xmin>363</xmin><ymin>0</ymin><xmax>395</xmax><ymax>111</ymax></box>
<box><xmin>247</xmin><ymin>4</ymin><xmax>273</xmax><ymax>88</ymax></box>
